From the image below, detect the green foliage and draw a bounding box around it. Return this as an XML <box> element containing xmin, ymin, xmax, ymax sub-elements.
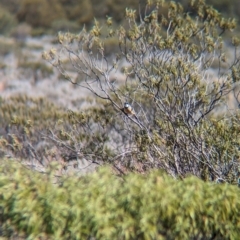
<box><xmin>59</xmin><ymin>0</ymin><xmax>93</xmax><ymax>25</ymax></box>
<box><xmin>0</xmin><ymin>160</ymin><xmax>240</xmax><ymax>239</ymax></box>
<box><xmin>106</xmin><ymin>0</ymin><xmax>146</xmax><ymax>22</ymax></box>
<box><xmin>0</xmin><ymin>5</ymin><xmax>17</xmax><ymax>35</ymax></box>
<box><xmin>17</xmin><ymin>0</ymin><xmax>66</xmax><ymax>28</ymax></box>
<box><xmin>0</xmin><ymin>0</ymin><xmax>21</xmax><ymax>14</ymax></box>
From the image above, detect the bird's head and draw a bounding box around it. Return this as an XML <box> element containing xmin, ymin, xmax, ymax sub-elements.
<box><xmin>124</xmin><ymin>102</ymin><xmax>130</xmax><ymax>108</ymax></box>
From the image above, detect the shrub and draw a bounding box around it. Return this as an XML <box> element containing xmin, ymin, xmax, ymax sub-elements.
<box><xmin>59</xmin><ymin>0</ymin><xmax>93</xmax><ymax>25</ymax></box>
<box><xmin>0</xmin><ymin>0</ymin><xmax>21</xmax><ymax>15</ymax></box>
<box><xmin>0</xmin><ymin>6</ymin><xmax>17</xmax><ymax>35</ymax></box>
<box><xmin>106</xmin><ymin>0</ymin><xmax>144</xmax><ymax>22</ymax></box>
<box><xmin>0</xmin><ymin>160</ymin><xmax>240</xmax><ymax>239</ymax></box>
<box><xmin>0</xmin><ymin>96</ymin><xmax>66</xmax><ymax>164</ymax></box>
<box><xmin>43</xmin><ymin>0</ymin><xmax>240</xmax><ymax>182</ymax></box>
<box><xmin>197</xmin><ymin>0</ymin><xmax>240</xmax><ymax>18</ymax></box>
<box><xmin>0</xmin><ymin>96</ymin><xmax>116</xmax><ymax>173</ymax></box>
<box><xmin>17</xmin><ymin>0</ymin><xmax>65</xmax><ymax>28</ymax></box>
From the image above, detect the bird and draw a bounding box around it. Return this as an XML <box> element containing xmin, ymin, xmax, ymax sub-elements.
<box><xmin>122</xmin><ymin>102</ymin><xmax>136</xmax><ymax>116</ymax></box>
<box><xmin>122</xmin><ymin>102</ymin><xmax>139</xmax><ymax>122</ymax></box>
<box><xmin>122</xmin><ymin>102</ymin><xmax>143</xmax><ymax>128</ymax></box>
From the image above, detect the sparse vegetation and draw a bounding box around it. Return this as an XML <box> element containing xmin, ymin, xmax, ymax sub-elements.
<box><xmin>18</xmin><ymin>61</ymin><xmax>53</xmax><ymax>81</ymax></box>
<box><xmin>1</xmin><ymin>0</ymin><xmax>240</xmax><ymax>238</ymax></box>
<box><xmin>44</xmin><ymin>0</ymin><xmax>240</xmax><ymax>182</ymax></box>
<box><xmin>0</xmin><ymin>38</ymin><xmax>16</xmax><ymax>55</ymax></box>
<box><xmin>0</xmin><ymin>96</ymin><xmax>116</xmax><ymax>173</ymax></box>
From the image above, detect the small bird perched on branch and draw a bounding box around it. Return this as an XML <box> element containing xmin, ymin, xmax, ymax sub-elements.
<box><xmin>123</xmin><ymin>102</ymin><xmax>136</xmax><ymax>116</ymax></box>
<box><xmin>122</xmin><ymin>102</ymin><xmax>142</xmax><ymax>124</ymax></box>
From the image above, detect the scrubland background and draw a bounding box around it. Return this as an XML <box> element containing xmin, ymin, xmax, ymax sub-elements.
<box><xmin>1</xmin><ymin>0</ymin><xmax>240</xmax><ymax>239</ymax></box>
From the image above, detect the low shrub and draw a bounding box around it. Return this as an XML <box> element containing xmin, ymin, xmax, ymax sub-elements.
<box><xmin>17</xmin><ymin>0</ymin><xmax>65</xmax><ymax>28</ymax></box>
<box><xmin>0</xmin><ymin>96</ymin><xmax>116</xmax><ymax>173</ymax></box>
<box><xmin>0</xmin><ymin>160</ymin><xmax>240</xmax><ymax>239</ymax></box>
<box><xmin>0</xmin><ymin>6</ymin><xmax>17</xmax><ymax>35</ymax></box>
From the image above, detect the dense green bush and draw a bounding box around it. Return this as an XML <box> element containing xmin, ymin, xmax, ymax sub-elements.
<box><xmin>0</xmin><ymin>160</ymin><xmax>240</xmax><ymax>239</ymax></box>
